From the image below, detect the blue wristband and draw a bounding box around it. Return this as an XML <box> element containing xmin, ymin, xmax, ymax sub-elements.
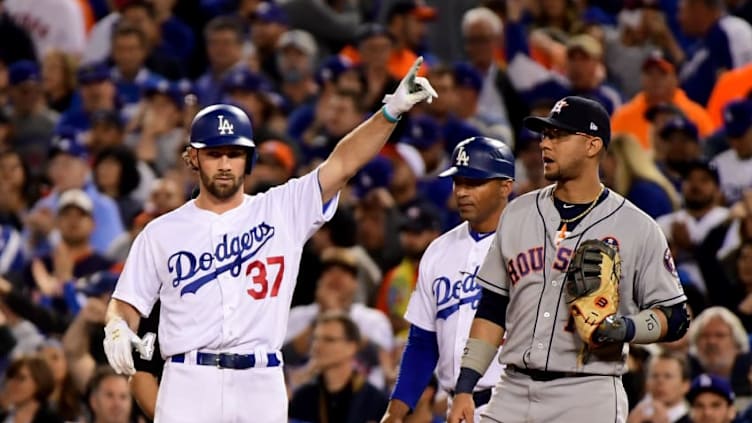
<box><xmin>455</xmin><ymin>367</ymin><xmax>482</xmax><ymax>394</ymax></box>
<box><xmin>381</xmin><ymin>105</ymin><xmax>400</xmax><ymax>123</ymax></box>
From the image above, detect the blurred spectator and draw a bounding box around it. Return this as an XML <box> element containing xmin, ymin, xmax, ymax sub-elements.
<box><xmin>0</xmin><ymin>150</ymin><xmax>40</xmax><ymax>230</ymax></box>
<box><xmin>89</xmin><ymin>109</ymin><xmax>157</xmax><ymax>205</ymax></box>
<box><xmin>250</xmin><ymin>1</ymin><xmax>290</xmax><ymax>85</ymax></box>
<box><xmin>37</xmin><ymin>338</ymin><xmax>83</xmax><ymax>421</ymax></box>
<box><xmin>145</xmin><ymin>0</ymin><xmax>195</xmax><ymax>70</ymax></box>
<box><xmin>385</xmin><ymin>0</ymin><xmax>438</xmax><ymax>66</ymax></box>
<box><xmin>222</xmin><ymin>68</ymin><xmax>288</xmax><ymax>145</ymax></box>
<box><xmin>452</xmin><ymin>62</ymin><xmax>513</xmax><ymax>145</ymax></box>
<box><xmin>275</xmin><ymin>29</ymin><xmax>318</xmax><ymax>109</ymax></box>
<box><xmin>41</xmin><ymin>50</ymin><xmax>79</xmax><ymax>114</ymax></box>
<box><xmin>697</xmin><ymin>190</ymin><xmax>752</xmax><ymax>310</ymax></box>
<box><xmin>288</xmin><ymin>311</ymin><xmax>389</xmax><ymax>423</ymax></box>
<box><xmin>387</xmin><ymin>144</ymin><xmax>428</xmax><ymax>211</ymax></box>
<box><xmin>194</xmin><ymin>16</ymin><xmax>246</xmax><ymax>106</ymax></box>
<box><xmin>687</xmin><ymin>374</ymin><xmax>737</xmax><ymax>423</ymax></box>
<box><xmin>6</xmin><ymin>60</ymin><xmax>59</xmax><ymax>171</ymax></box>
<box><xmin>4</xmin><ymin>0</ymin><xmax>85</xmax><ymax>59</ymax></box>
<box><xmin>731</xmin><ymin>240</ymin><xmax>752</xmax><ymax>331</ymax></box>
<box><xmin>86</xmin><ymin>365</ymin><xmax>132</xmax><ymax>423</ymax></box>
<box><xmin>677</xmin><ymin>0</ymin><xmax>752</xmax><ymax>105</ymax></box>
<box><xmin>423</xmin><ymin>65</ymin><xmax>483</xmax><ymax>153</ymax></box>
<box><xmin>627</xmin><ymin>351</ymin><xmax>691</xmax><ymax>423</ymax></box>
<box><xmin>0</xmin><ymin>1</ymin><xmax>37</xmax><ymax>66</ymax></box>
<box><xmin>128</xmin><ymin>80</ymin><xmax>186</xmax><ymax>176</ymax></box>
<box><xmin>657</xmin><ymin>161</ymin><xmax>728</xmax><ymax>294</ymax></box>
<box><xmin>0</xmin><ymin>224</ymin><xmax>25</xmax><ymax>277</ymax></box>
<box><xmin>352</xmin><ymin>23</ymin><xmax>400</xmax><ymax>111</ymax></box>
<box><xmin>301</xmin><ymin>88</ymin><xmax>366</xmax><ymax>163</ymax></box>
<box><xmin>376</xmin><ymin>202</ymin><xmax>441</xmax><ymax>338</ymax></box>
<box><xmin>504</xmin><ymin>0</ymin><xmax>622</xmax><ymax>115</ymax></box>
<box><xmin>710</xmin><ymin>99</ymin><xmax>752</xmax><ymax>205</ymax></box>
<box><xmin>245</xmin><ymin>140</ymin><xmax>296</xmax><ymax>194</ymax></box>
<box><xmin>600</xmin><ymin>132</ymin><xmax>681</xmax><ymax>218</ymax></box>
<box><xmin>285</xmin><ymin>247</ymin><xmax>395</xmax><ymax>389</ymax></box>
<box><xmin>688</xmin><ymin>307</ymin><xmax>752</xmax><ymax>396</ymax></box>
<box><xmin>58</xmin><ymin>62</ymin><xmax>118</xmax><ymax>132</ymax></box>
<box><xmin>611</xmin><ymin>51</ymin><xmax>713</xmax><ymax>151</ymax></box>
<box><xmin>354</xmin><ymin>187</ymin><xmax>404</xmax><ymax>274</ymax></box>
<box><xmin>0</xmin><ymin>355</ymin><xmax>62</xmax><ymax>422</ymax></box>
<box><xmin>93</xmin><ymin>146</ymin><xmax>142</xmax><ymax>228</ymax></box>
<box><xmin>706</xmin><ymin>63</ymin><xmax>752</xmax><ymax>129</ymax></box>
<box><xmin>279</xmin><ymin>0</ymin><xmax>362</xmax><ymax>57</ymax></box>
<box><xmin>27</xmin><ymin>130</ymin><xmax>124</xmax><ymax>255</ymax></box>
<box><xmin>109</xmin><ymin>22</ymin><xmax>165</xmax><ymax>115</ymax></box>
<box><xmin>118</xmin><ymin>0</ymin><xmax>184</xmax><ymax>80</ymax></box>
<box><xmin>461</xmin><ymin>7</ymin><xmax>527</xmax><ymax>146</ymax></box>
<box><xmin>654</xmin><ymin>115</ymin><xmax>703</xmax><ymax>190</ymax></box>
<box><xmin>604</xmin><ymin>2</ymin><xmax>685</xmax><ymax>100</ymax></box>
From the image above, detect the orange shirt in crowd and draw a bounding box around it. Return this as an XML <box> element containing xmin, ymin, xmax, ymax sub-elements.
<box><xmin>611</xmin><ymin>89</ymin><xmax>714</xmax><ymax>150</ymax></box>
<box><xmin>339</xmin><ymin>45</ymin><xmax>426</xmax><ymax>79</ymax></box>
<box><xmin>706</xmin><ymin>64</ymin><xmax>752</xmax><ymax>129</ymax></box>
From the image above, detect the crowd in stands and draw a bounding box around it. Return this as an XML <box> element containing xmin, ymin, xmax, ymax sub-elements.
<box><xmin>0</xmin><ymin>0</ymin><xmax>751</xmax><ymax>421</ymax></box>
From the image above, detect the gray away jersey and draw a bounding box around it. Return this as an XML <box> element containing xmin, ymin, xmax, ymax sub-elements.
<box><xmin>477</xmin><ymin>185</ymin><xmax>686</xmax><ymax>376</ymax></box>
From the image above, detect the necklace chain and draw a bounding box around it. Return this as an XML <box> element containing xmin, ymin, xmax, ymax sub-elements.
<box><xmin>554</xmin><ymin>184</ymin><xmax>604</xmax><ymax>223</ymax></box>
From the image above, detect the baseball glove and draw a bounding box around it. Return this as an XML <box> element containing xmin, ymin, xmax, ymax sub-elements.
<box><xmin>565</xmin><ymin>239</ymin><xmax>622</xmax><ymax>349</ymax></box>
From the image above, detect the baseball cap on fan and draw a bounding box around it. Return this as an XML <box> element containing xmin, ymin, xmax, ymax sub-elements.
<box><xmin>687</xmin><ymin>374</ymin><xmax>735</xmax><ymax>405</ymax></box>
<box><xmin>58</xmin><ymin>189</ymin><xmax>94</xmax><ymax>215</ymax></box>
<box><xmin>523</xmin><ymin>96</ymin><xmax>611</xmax><ymax>146</ymax></box>
<box><xmin>386</xmin><ymin>0</ymin><xmax>438</xmax><ymax>22</ymax></box>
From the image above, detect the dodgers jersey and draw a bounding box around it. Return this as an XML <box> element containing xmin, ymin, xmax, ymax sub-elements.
<box><xmin>112</xmin><ymin>170</ymin><xmax>338</xmax><ymax>357</ymax></box>
<box><xmin>405</xmin><ymin>221</ymin><xmax>504</xmax><ymax>393</ymax></box>
<box><xmin>477</xmin><ymin>186</ymin><xmax>686</xmax><ymax>376</ymax></box>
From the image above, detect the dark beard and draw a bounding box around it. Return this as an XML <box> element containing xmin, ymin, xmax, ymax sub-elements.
<box><xmin>684</xmin><ymin>196</ymin><xmax>713</xmax><ymax>211</ymax></box>
<box><xmin>200</xmin><ymin>172</ymin><xmax>243</xmax><ymax>199</ymax></box>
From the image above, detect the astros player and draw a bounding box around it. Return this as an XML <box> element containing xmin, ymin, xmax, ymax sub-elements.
<box><xmin>101</xmin><ymin>57</ymin><xmax>437</xmax><ymax>423</ymax></box>
<box><xmin>381</xmin><ymin>137</ymin><xmax>515</xmax><ymax>423</ymax></box>
<box><xmin>448</xmin><ymin>96</ymin><xmax>690</xmax><ymax>423</ymax></box>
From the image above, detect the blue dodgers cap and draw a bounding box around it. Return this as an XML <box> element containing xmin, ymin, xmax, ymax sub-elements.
<box><xmin>49</xmin><ymin>127</ymin><xmax>88</xmax><ymax>159</ymax></box>
<box><xmin>75</xmin><ymin>270</ymin><xmax>120</xmax><ymax>297</ymax></box>
<box><xmin>453</xmin><ymin>62</ymin><xmax>483</xmax><ymax>92</ymax></box>
<box><xmin>356</xmin><ymin>23</ymin><xmax>396</xmax><ymax>44</ymax></box>
<box><xmin>658</xmin><ymin>115</ymin><xmax>699</xmax><ymax>140</ymax></box>
<box><xmin>401</xmin><ymin>115</ymin><xmax>442</xmax><ymax>149</ymax></box>
<box><xmin>687</xmin><ymin>374</ymin><xmax>735</xmax><ymax>404</ymax></box>
<box><xmin>315</xmin><ymin>55</ymin><xmax>353</xmax><ymax>86</ymax></box>
<box><xmin>523</xmin><ymin>96</ymin><xmax>611</xmax><ymax>146</ymax></box>
<box><xmin>399</xmin><ymin>202</ymin><xmax>442</xmax><ymax>232</ymax></box>
<box><xmin>351</xmin><ymin>155</ymin><xmax>394</xmax><ymax>198</ymax></box>
<box><xmin>223</xmin><ymin>68</ymin><xmax>271</xmax><ymax>93</ymax></box>
<box><xmin>254</xmin><ymin>1</ymin><xmax>288</xmax><ymax>25</ymax></box>
<box><xmin>8</xmin><ymin>60</ymin><xmax>40</xmax><ymax>85</ymax></box>
<box><xmin>723</xmin><ymin>99</ymin><xmax>752</xmax><ymax>138</ymax></box>
<box><xmin>77</xmin><ymin>62</ymin><xmax>111</xmax><ymax>84</ymax></box>
<box><xmin>682</xmin><ymin>159</ymin><xmax>720</xmax><ymax>184</ymax></box>
<box><xmin>142</xmin><ymin>78</ymin><xmax>187</xmax><ymax>107</ymax></box>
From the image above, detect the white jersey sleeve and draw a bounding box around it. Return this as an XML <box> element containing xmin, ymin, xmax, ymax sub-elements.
<box><xmin>404</xmin><ymin>249</ymin><xmax>439</xmax><ymax>332</ymax></box>
<box><xmin>112</xmin><ymin>228</ymin><xmax>162</xmax><ymax>317</ymax></box>
<box><xmin>272</xmin><ymin>168</ymin><xmax>340</xmax><ymax>245</ymax></box>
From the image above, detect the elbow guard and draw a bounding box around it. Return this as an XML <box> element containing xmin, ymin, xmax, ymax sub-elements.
<box><xmin>474</xmin><ymin>288</ymin><xmax>509</xmax><ymax>330</ymax></box>
<box><xmin>659</xmin><ymin>302</ymin><xmax>690</xmax><ymax>342</ymax></box>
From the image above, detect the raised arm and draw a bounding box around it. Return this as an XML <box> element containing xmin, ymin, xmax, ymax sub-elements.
<box><xmin>317</xmin><ymin>57</ymin><xmax>437</xmax><ymax>203</ymax></box>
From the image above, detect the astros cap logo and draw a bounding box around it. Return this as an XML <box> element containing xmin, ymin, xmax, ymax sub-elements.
<box><xmin>551</xmin><ymin>99</ymin><xmax>568</xmax><ymax>115</ymax></box>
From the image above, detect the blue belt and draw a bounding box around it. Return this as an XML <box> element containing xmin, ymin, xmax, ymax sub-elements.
<box><xmin>171</xmin><ymin>352</ymin><xmax>281</xmax><ymax>369</ymax></box>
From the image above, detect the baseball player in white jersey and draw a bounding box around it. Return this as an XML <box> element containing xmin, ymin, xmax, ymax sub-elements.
<box><xmin>101</xmin><ymin>57</ymin><xmax>437</xmax><ymax>423</ymax></box>
<box><xmin>381</xmin><ymin>136</ymin><xmax>515</xmax><ymax>423</ymax></box>
<box><xmin>448</xmin><ymin>96</ymin><xmax>691</xmax><ymax>423</ymax></box>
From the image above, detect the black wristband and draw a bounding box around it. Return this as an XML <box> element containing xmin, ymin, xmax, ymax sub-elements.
<box><xmin>455</xmin><ymin>367</ymin><xmax>482</xmax><ymax>394</ymax></box>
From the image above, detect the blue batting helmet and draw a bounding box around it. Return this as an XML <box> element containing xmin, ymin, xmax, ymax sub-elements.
<box><xmin>189</xmin><ymin>104</ymin><xmax>257</xmax><ymax>173</ymax></box>
<box><xmin>439</xmin><ymin>136</ymin><xmax>515</xmax><ymax>180</ymax></box>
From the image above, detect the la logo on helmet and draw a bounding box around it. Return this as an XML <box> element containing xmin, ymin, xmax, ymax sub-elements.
<box><xmin>217</xmin><ymin>115</ymin><xmax>235</xmax><ymax>135</ymax></box>
<box><xmin>456</xmin><ymin>146</ymin><xmax>470</xmax><ymax>166</ymax></box>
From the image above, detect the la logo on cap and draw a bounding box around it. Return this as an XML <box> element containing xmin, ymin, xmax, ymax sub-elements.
<box><xmin>217</xmin><ymin>115</ymin><xmax>234</xmax><ymax>135</ymax></box>
<box><xmin>551</xmin><ymin>99</ymin><xmax>568</xmax><ymax>114</ymax></box>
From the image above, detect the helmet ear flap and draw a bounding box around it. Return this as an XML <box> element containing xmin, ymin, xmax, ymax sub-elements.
<box><xmin>245</xmin><ymin>148</ymin><xmax>258</xmax><ymax>174</ymax></box>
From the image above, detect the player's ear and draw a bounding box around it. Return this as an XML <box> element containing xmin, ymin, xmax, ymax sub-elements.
<box><xmin>587</xmin><ymin>137</ymin><xmax>604</xmax><ymax>159</ymax></box>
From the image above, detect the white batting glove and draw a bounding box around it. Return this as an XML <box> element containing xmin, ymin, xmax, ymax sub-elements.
<box><xmin>103</xmin><ymin>317</ymin><xmax>141</xmax><ymax>376</ymax></box>
<box><xmin>382</xmin><ymin>56</ymin><xmax>438</xmax><ymax>120</ymax></box>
